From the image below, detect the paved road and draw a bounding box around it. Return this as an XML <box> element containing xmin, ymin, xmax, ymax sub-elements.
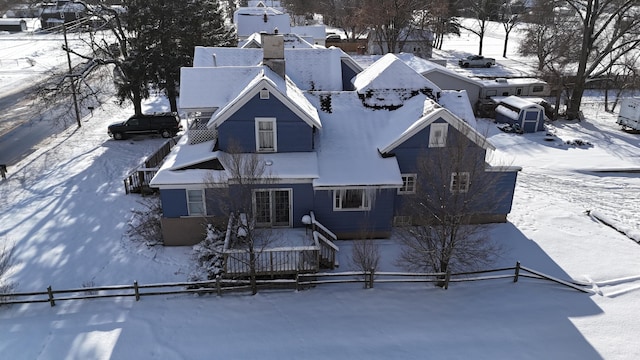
<box><xmin>0</xmin><ymin>83</ymin><xmax>68</xmax><ymax>166</ymax></box>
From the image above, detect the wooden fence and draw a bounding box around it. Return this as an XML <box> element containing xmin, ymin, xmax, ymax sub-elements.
<box><xmin>123</xmin><ymin>138</ymin><xmax>177</xmax><ymax>195</ymax></box>
<box><xmin>0</xmin><ymin>262</ymin><xmax>592</xmax><ymax>307</ymax></box>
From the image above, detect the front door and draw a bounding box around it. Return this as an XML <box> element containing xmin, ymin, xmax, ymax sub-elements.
<box><xmin>254</xmin><ymin>189</ymin><xmax>292</xmax><ymax>227</ymax></box>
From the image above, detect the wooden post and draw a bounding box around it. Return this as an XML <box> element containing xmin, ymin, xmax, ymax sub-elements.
<box><xmin>216</xmin><ymin>276</ymin><xmax>222</xmax><ymax>297</ymax></box>
<box><xmin>369</xmin><ymin>268</ymin><xmax>375</xmax><ymax>289</ymax></box>
<box><xmin>47</xmin><ymin>286</ymin><xmax>55</xmax><ymax>307</ymax></box>
<box><xmin>134</xmin><ymin>281</ymin><xmax>140</xmax><ymax>301</ymax></box>
<box><xmin>295</xmin><ymin>272</ymin><xmax>299</xmax><ymax>291</ymax></box>
<box><xmin>444</xmin><ymin>270</ymin><xmax>451</xmax><ymax>290</ymax></box>
<box><xmin>514</xmin><ymin>261</ymin><xmax>521</xmax><ymax>283</ymax></box>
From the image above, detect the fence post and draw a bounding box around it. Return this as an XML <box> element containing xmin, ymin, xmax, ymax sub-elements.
<box><xmin>216</xmin><ymin>276</ymin><xmax>222</xmax><ymax>297</ymax></box>
<box><xmin>134</xmin><ymin>281</ymin><xmax>140</xmax><ymax>301</ymax></box>
<box><xmin>444</xmin><ymin>270</ymin><xmax>451</xmax><ymax>290</ymax></box>
<box><xmin>295</xmin><ymin>272</ymin><xmax>300</xmax><ymax>291</ymax></box>
<box><xmin>514</xmin><ymin>261</ymin><xmax>521</xmax><ymax>283</ymax></box>
<box><xmin>47</xmin><ymin>286</ymin><xmax>55</xmax><ymax>307</ymax></box>
<box><xmin>369</xmin><ymin>268</ymin><xmax>375</xmax><ymax>289</ymax></box>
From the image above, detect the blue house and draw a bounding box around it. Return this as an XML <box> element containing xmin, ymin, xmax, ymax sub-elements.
<box><xmin>150</xmin><ymin>34</ymin><xmax>520</xmax><ymax>246</ymax></box>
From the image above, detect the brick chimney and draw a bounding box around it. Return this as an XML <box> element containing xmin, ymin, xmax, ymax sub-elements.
<box><xmin>261</xmin><ymin>33</ymin><xmax>285</xmax><ymax>79</ymax></box>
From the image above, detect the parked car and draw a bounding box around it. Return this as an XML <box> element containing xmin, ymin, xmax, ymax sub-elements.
<box><xmin>458</xmin><ymin>55</ymin><xmax>496</xmax><ymax>68</ymax></box>
<box><xmin>108</xmin><ymin>113</ymin><xmax>182</xmax><ymax>140</ymax></box>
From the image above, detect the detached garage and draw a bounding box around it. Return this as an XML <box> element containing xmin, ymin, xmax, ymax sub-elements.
<box><xmin>495</xmin><ymin>96</ymin><xmax>545</xmax><ymax>133</ymax></box>
<box><xmin>0</xmin><ymin>19</ymin><xmax>27</xmax><ymax>32</ymax></box>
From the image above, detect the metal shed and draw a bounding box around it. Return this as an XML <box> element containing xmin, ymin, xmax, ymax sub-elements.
<box><xmin>495</xmin><ymin>96</ymin><xmax>546</xmax><ymax>133</ymax></box>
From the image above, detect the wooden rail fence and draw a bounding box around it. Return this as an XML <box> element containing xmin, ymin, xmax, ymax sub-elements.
<box><xmin>0</xmin><ymin>262</ymin><xmax>592</xmax><ymax>307</ymax></box>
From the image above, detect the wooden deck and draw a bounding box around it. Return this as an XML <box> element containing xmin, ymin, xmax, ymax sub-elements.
<box><xmin>222</xmin><ymin>213</ymin><xmax>339</xmax><ymax>278</ymax></box>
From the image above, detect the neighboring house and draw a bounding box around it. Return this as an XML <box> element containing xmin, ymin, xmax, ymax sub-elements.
<box><xmin>234</xmin><ymin>5</ymin><xmax>291</xmax><ymax>41</ymax></box>
<box><xmin>290</xmin><ymin>25</ymin><xmax>326</xmax><ymax>47</ymax></box>
<box><xmin>40</xmin><ymin>0</ymin><xmax>86</xmax><ymax>30</ymax></box>
<box><xmin>367</xmin><ymin>27</ymin><xmax>433</xmax><ymax>59</ymax></box>
<box><xmin>151</xmin><ymin>34</ymin><xmax>520</xmax><ymax>246</ymax></box>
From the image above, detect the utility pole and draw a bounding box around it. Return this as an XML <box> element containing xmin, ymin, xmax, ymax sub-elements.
<box><xmin>62</xmin><ymin>22</ymin><xmax>82</xmax><ymax>128</ymax></box>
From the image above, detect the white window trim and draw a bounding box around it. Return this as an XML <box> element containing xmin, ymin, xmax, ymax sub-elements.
<box><xmin>255</xmin><ymin>117</ymin><xmax>277</xmax><ymax>152</ymax></box>
<box><xmin>260</xmin><ymin>89</ymin><xmax>270</xmax><ymax>99</ymax></box>
<box><xmin>251</xmin><ymin>188</ymin><xmax>293</xmax><ymax>227</ymax></box>
<box><xmin>429</xmin><ymin>123</ymin><xmax>448</xmax><ymax>148</ymax></box>
<box><xmin>450</xmin><ymin>172</ymin><xmax>470</xmax><ymax>193</ymax></box>
<box><xmin>333</xmin><ymin>189</ymin><xmax>371</xmax><ymax>211</ymax></box>
<box><xmin>398</xmin><ymin>173</ymin><xmax>417</xmax><ymax>194</ymax></box>
<box><xmin>186</xmin><ymin>189</ymin><xmax>206</xmax><ymax>216</ymax></box>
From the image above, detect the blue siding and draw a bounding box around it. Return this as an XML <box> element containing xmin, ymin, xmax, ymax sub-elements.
<box><xmin>160</xmin><ymin>189</ymin><xmax>188</xmax><ymax>218</ymax></box>
<box><xmin>217</xmin><ymin>93</ymin><xmax>314</xmax><ymax>152</ymax></box>
<box><xmin>312</xmin><ymin>188</ymin><xmax>395</xmax><ymax>238</ymax></box>
<box><xmin>392</xmin><ymin>120</ymin><xmax>486</xmax><ymax>173</ymax></box>
<box><xmin>341</xmin><ymin>60</ymin><xmax>359</xmax><ymax>91</ymax></box>
<box><xmin>496</xmin><ymin>107</ymin><xmax>544</xmax><ymax>133</ymax></box>
<box><xmin>483</xmin><ymin>171</ymin><xmax>518</xmax><ymax>215</ymax></box>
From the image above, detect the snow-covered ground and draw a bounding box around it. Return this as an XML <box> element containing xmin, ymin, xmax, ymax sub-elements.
<box><xmin>1</xmin><ymin>20</ymin><xmax>640</xmax><ymax>359</ymax></box>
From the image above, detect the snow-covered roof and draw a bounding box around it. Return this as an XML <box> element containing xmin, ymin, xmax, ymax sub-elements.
<box><xmin>207</xmin><ymin>67</ymin><xmax>321</xmax><ymax>129</ymax></box>
<box><xmin>495</xmin><ymin>105</ymin><xmax>520</xmax><ymax>120</ymax></box>
<box><xmin>378</xmin><ymin>98</ymin><xmax>495</xmax><ymax>155</ymax></box>
<box><xmin>193</xmin><ymin>47</ymin><xmax>262</xmax><ymax>68</ymax></box>
<box><xmin>498</xmin><ymin>95</ymin><xmax>545</xmax><ymax>110</ymax></box>
<box><xmin>479</xmin><ymin>78</ymin><xmax>548</xmax><ymax>88</ymax></box>
<box><xmin>150</xmin><ymin>137</ymin><xmax>318</xmax><ymax>187</ymax></box>
<box><xmin>179</xmin><ymin>67</ymin><xmax>263</xmax><ymax>111</ymax></box>
<box><xmin>234</xmin><ymin>10</ymin><xmax>291</xmax><ymax>38</ymax></box>
<box><xmin>192</xmin><ymin>46</ymin><xmax>346</xmax><ymax>92</ymax></box>
<box><xmin>394</xmin><ymin>53</ymin><xmax>483</xmax><ymax>87</ymax></box>
<box><xmin>307</xmin><ymin>92</ymin><xmax>416</xmax><ymax>188</ymax></box>
<box><xmin>439</xmin><ymin>90</ymin><xmax>477</xmax><ymax>128</ymax></box>
<box><xmin>352</xmin><ymin>53</ymin><xmax>441</xmax><ymax>107</ymax></box>
<box><xmin>241</xmin><ymin>32</ymin><xmax>317</xmax><ymax>49</ymax></box>
<box><xmin>291</xmin><ymin>25</ymin><xmax>326</xmax><ymax>40</ymax></box>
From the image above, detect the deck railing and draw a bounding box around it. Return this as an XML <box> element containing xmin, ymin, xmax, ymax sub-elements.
<box><xmin>309</xmin><ymin>211</ymin><xmax>339</xmax><ymax>269</ymax></box>
<box><xmin>123</xmin><ymin>138</ymin><xmax>177</xmax><ymax>195</ymax></box>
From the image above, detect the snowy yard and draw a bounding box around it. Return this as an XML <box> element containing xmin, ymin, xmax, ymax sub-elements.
<box><xmin>1</xmin><ymin>20</ymin><xmax>640</xmax><ymax>360</ymax></box>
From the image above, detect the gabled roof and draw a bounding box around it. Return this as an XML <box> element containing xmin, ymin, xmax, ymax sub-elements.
<box><xmin>208</xmin><ymin>67</ymin><xmax>321</xmax><ymax>129</ymax></box>
<box><xmin>241</xmin><ymin>32</ymin><xmax>317</xmax><ymax>49</ymax></box>
<box><xmin>351</xmin><ymin>53</ymin><xmax>441</xmax><ymax>107</ymax></box>
<box><xmin>353</xmin><ymin>53</ymin><xmax>440</xmax><ymax>93</ymax></box>
<box><xmin>378</xmin><ymin>99</ymin><xmax>495</xmax><ymax>155</ymax></box>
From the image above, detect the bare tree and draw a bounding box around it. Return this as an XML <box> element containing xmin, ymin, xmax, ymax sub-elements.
<box><xmin>497</xmin><ymin>0</ymin><xmax>525</xmax><ymax>58</ymax></box>
<box><xmin>204</xmin><ymin>143</ymin><xmax>279</xmax><ymax>295</ymax></box>
<box><xmin>430</xmin><ymin>1</ymin><xmax>461</xmax><ymax>50</ymax></box>
<box><xmin>0</xmin><ymin>241</ymin><xmax>17</xmax><ymax>303</ymax></box>
<box><xmin>563</xmin><ymin>0</ymin><xmax>640</xmax><ymax>119</ymax></box>
<box><xmin>458</xmin><ymin>0</ymin><xmax>501</xmax><ymax>55</ymax></box>
<box><xmin>396</xmin><ymin>127</ymin><xmax>505</xmax><ymax>286</ymax></box>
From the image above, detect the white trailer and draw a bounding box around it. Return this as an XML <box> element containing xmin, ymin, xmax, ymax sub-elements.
<box><xmin>617</xmin><ymin>98</ymin><xmax>640</xmax><ymax>131</ymax></box>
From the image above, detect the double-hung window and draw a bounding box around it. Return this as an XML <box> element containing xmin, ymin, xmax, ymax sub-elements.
<box><xmin>187</xmin><ymin>189</ymin><xmax>205</xmax><ymax>216</ymax></box>
<box><xmin>398</xmin><ymin>174</ymin><xmax>417</xmax><ymax>194</ymax></box>
<box><xmin>450</xmin><ymin>172</ymin><xmax>470</xmax><ymax>193</ymax></box>
<box><xmin>255</xmin><ymin>118</ymin><xmax>276</xmax><ymax>152</ymax></box>
<box><xmin>429</xmin><ymin>123</ymin><xmax>448</xmax><ymax>147</ymax></box>
<box><xmin>334</xmin><ymin>189</ymin><xmax>370</xmax><ymax>211</ymax></box>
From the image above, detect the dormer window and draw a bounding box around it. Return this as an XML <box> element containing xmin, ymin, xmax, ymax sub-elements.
<box><xmin>260</xmin><ymin>89</ymin><xmax>270</xmax><ymax>99</ymax></box>
<box><xmin>429</xmin><ymin>123</ymin><xmax>448</xmax><ymax>147</ymax></box>
<box><xmin>256</xmin><ymin>117</ymin><xmax>277</xmax><ymax>152</ymax></box>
